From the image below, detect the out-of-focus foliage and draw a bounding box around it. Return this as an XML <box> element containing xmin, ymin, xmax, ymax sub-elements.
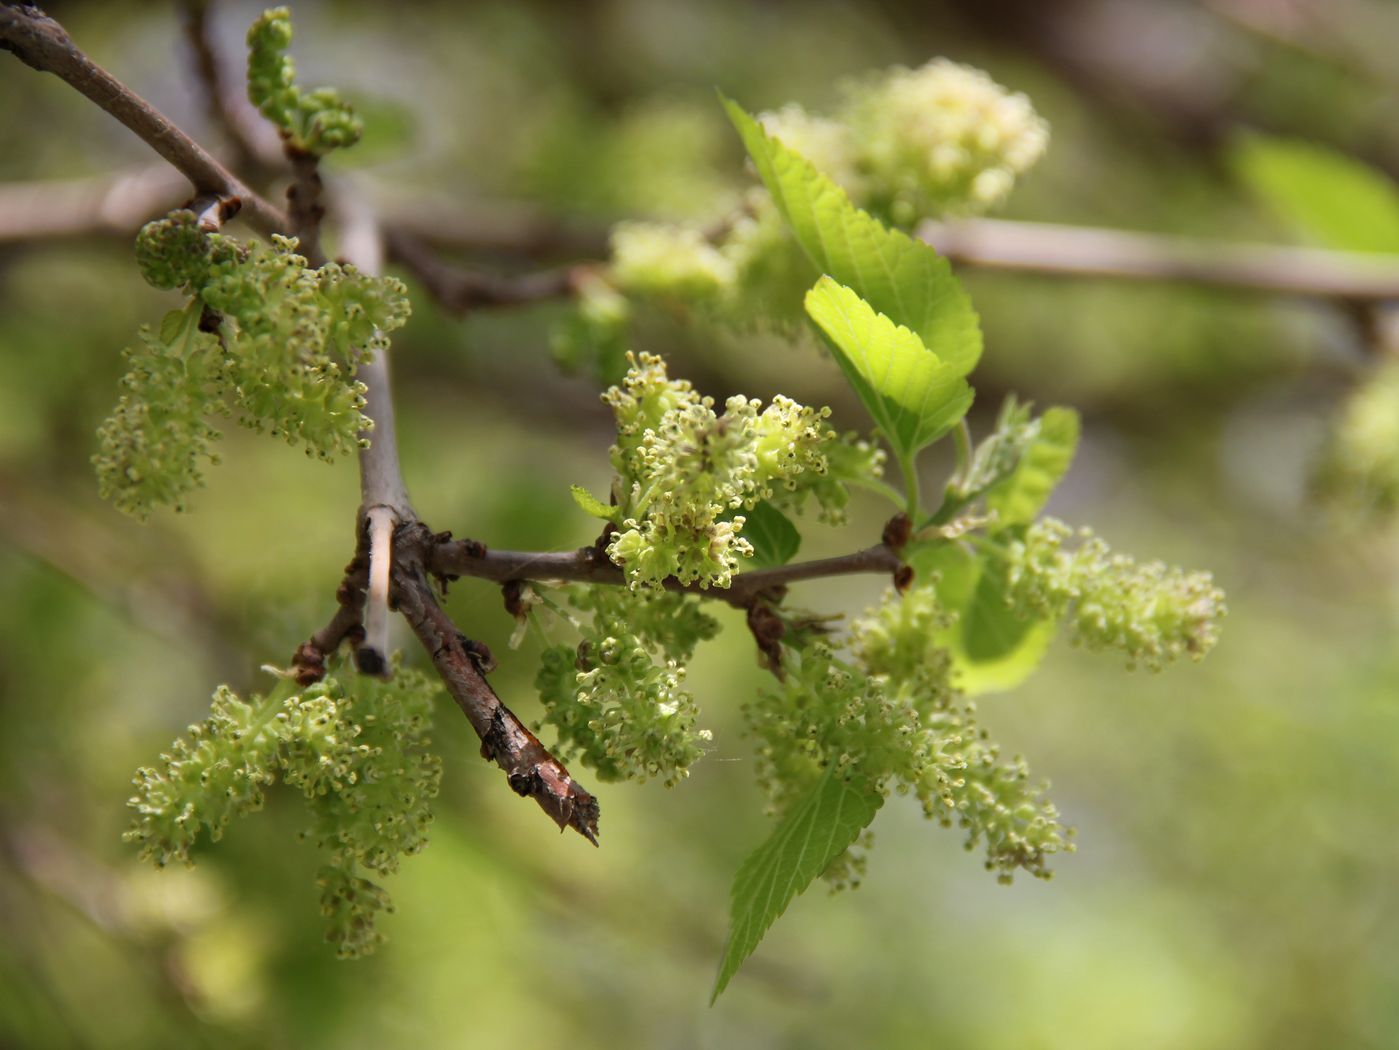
<box><xmin>4</xmin><ymin>0</ymin><xmax>1399</xmax><ymax>1047</ymax></box>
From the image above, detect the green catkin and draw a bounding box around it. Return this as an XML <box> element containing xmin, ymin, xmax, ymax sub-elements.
<box><xmin>125</xmin><ymin>668</ymin><xmax>441</xmax><ymax>957</ymax></box>
<box><xmin>95</xmin><ymin>215</ymin><xmax>408</xmax><ymax>518</ymax></box>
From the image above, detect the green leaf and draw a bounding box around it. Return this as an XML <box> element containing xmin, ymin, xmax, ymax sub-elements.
<box><xmin>1232</xmin><ymin>135</ymin><xmax>1399</xmax><ymax>254</ymax></box>
<box><xmin>986</xmin><ymin>407</ymin><xmax>1079</xmax><ymax>529</ymax></box>
<box><xmin>804</xmin><ymin>277</ymin><xmax>973</xmax><ymax>459</ymax></box>
<box><xmin>741</xmin><ymin>500</ymin><xmax>800</xmax><ymax>568</ymax></box>
<box><xmin>158</xmin><ymin>307</ymin><xmax>190</xmax><ymax>344</ymax></box>
<box><xmin>723</xmin><ymin>95</ymin><xmax>982</xmax><ymax>375</ymax></box>
<box><xmin>570</xmin><ymin>485</ymin><xmax>616</xmax><ymax>521</ymax></box>
<box><xmin>713</xmin><ymin>766</ymin><xmax>883</xmax><ymax>1002</ymax></box>
<box><xmin>909</xmin><ymin>542</ymin><xmax>1055</xmax><ymax>695</ymax></box>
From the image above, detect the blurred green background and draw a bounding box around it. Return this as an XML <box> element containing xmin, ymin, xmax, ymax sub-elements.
<box><xmin>3</xmin><ymin>1</ymin><xmax>1398</xmax><ymax>1047</ymax></box>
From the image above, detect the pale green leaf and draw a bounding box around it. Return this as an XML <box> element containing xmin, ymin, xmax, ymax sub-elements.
<box><xmin>1232</xmin><ymin>136</ymin><xmax>1399</xmax><ymax>254</ymax></box>
<box><xmin>909</xmin><ymin>542</ymin><xmax>1055</xmax><ymax>695</ymax></box>
<box><xmin>804</xmin><ymin>277</ymin><xmax>973</xmax><ymax>459</ymax></box>
<box><xmin>986</xmin><ymin>407</ymin><xmax>1079</xmax><ymax>529</ymax></box>
<box><xmin>723</xmin><ymin>96</ymin><xmax>982</xmax><ymax>376</ymax></box>
<box><xmin>741</xmin><ymin>500</ymin><xmax>800</xmax><ymax>569</ymax></box>
<box><xmin>570</xmin><ymin>484</ymin><xmax>616</xmax><ymax>521</ymax></box>
<box><xmin>713</xmin><ymin>767</ymin><xmax>883</xmax><ymax>1002</ymax></box>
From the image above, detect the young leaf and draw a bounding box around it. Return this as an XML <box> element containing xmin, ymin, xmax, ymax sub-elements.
<box><xmin>909</xmin><ymin>542</ymin><xmax>1055</xmax><ymax>695</ymax></box>
<box><xmin>723</xmin><ymin>95</ymin><xmax>982</xmax><ymax>376</ymax></box>
<box><xmin>985</xmin><ymin>406</ymin><xmax>1079</xmax><ymax>529</ymax></box>
<box><xmin>804</xmin><ymin>277</ymin><xmax>973</xmax><ymax>460</ymax></box>
<box><xmin>741</xmin><ymin>500</ymin><xmax>800</xmax><ymax>568</ymax></box>
<box><xmin>713</xmin><ymin>767</ymin><xmax>883</xmax><ymax>1002</ymax></box>
<box><xmin>570</xmin><ymin>484</ymin><xmax>617</xmax><ymax>522</ymax></box>
<box><xmin>1232</xmin><ymin>136</ymin><xmax>1399</xmax><ymax>254</ymax></box>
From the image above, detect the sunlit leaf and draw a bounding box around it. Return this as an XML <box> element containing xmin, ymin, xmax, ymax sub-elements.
<box><xmin>724</xmin><ymin>95</ymin><xmax>982</xmax><ymax>376</ymax></box>
<box><xmin>804</xmin><ymin>276</ymin><xmax>973</xmax><ymax>459</ymax></box>
<box><xmin>570</xmin><ymin>484</ymin><xmax>616</xmax><ymax>521</ymax></box>
<box><xmin>986</xmin><ymin>407</ymin><xmax>1079</xmax><ymax>529</ymax></box>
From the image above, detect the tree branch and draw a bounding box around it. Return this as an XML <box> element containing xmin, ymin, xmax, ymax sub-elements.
<box><xmin>291</xmin><ymin>537</ymin><xmax>369</xmax><ymax>686</ymax></box>
<box><xmin>920</xmin><ymin>217</ymin><xmax>1399</xmax><ymax>305</ymax></box>
<box><xmin>337</xmin><ymin>199</ymin><xmax>599</xmax><ymax>840</ymax></box>
<box><xmin>428</xmin><ymin>537</ymin><xmax>905</xmax><ymax>607</ymax></box>
<box><xmin>0</xmin><ymin>166</ymin><xmax>189</xmax><ymax>244</ymax></box>
<box><xmin>286</xmin><ymin>149</ymin><xmax>326</xmax><ymax>268</ymax></box>
<box><xmin>0</xmin><ymin>4</ymin><xmax>287</xmax><ymax>237</ymax></box>
<box><xmin>178</xmin><ymin>0</ymin><xmax>284</xmax><ymax>178</ymax></box>
<box><xmin>383</xmin><ymin>228</ymin><xmax>582</xmax><ymax>314</ymax></box>
<box><xmin>378</xmin><ymin>193</ymin><xmax>609</xmax><ymax>260</ymax></box>
<box><xmin>392</xmin><ymin>524</ymin><xmax>600</xmax><ymax>843</ymax></box>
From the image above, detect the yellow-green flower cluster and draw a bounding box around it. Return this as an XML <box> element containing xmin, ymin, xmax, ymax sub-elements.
<box><xmin>602</xmin><ymin>353</ymin><xmax>840</xmax><ymax>588</ymax></box>
<box><xmin>97</xmin><ymin>213</ymin><xmax>409</xmax><ymax>518</ymax></box>
<box><xmin>1004</xmin><ymin>518</ymin><xmax>1227</xmax><ymax>670</ymax></box>
<box><xmin>838</xmin><ymin>59</ymin><xmax>1049</xmax><ymax>223</ymax></box>
<box><xmin>125</xmin><ymin>669</ymin><xmax>442</xmax><ymax>958</ymax></box>
<box><xmin>94</xmin><ymin>313</ymin><xmax>224</xmax><ymax>517</ymax></box>
<box><xmin>591</xmin><ymin>59</ymin><xmax>1047</xmax><ymax>334</ymax></box>
<box><xmin>246</xmin><ymin>7</ymin><xmax>361</xmax><ymax>155</ymax></box>
<box><xmin>1313</xmin><ymin>357</ymin><xmax>1399</xmax><ymax>520</ymax></box>
<box><xmin>611</xmin><ymin>222</ymin><xmax>736</xmax><ymax>301</ymax></box>
<box><xmin>757</xmin><ymin>59</ymin><xmax>1047</xmax><ymax>224</ymax></box>
<box><xmin>744</xmin><ymin>584</ymin><xmax>1068</xmax><ymax>886</ymax></box>
<box><xmin>536</xmin><ymin>587</ymin><xmax>718</xmax><ymax>786</ymax></box>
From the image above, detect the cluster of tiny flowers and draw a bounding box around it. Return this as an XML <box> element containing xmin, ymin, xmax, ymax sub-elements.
<box><xmin>246</xmin><ymin>7</ymin><xmax>361</xmax><ymax>155</ymax></box>
<box><xmin>125</xmin><ymin>668</ymin><xmax>442</xmax><ymax>958</ymax></box>
<box><xmin>94</xmin><ymin>314</ymin><xmax>224</xmax><ymax>517</ymax></box>
<box><xmin>587</xmin><ymin>60</ymin><xmax>1045</xmax><ymax>336</ymax></box>
<box><xmin>602</xmin><ymin>352</ymin><xmax>839</xmax><ymax>589</ymax></box>
<box><xmin>744</xmin><ymin>584</ymin><xmax>1068</xmax><ymax>886</ymax></box>
<box><xmin>1004</xmin><ymin>518</ymin><xmax>1227</xmax><ymax>670</ymax></box>
<box><xmin>611</xmin><ymin>222</ymin><xmax>736</xmax><ymax>301</ymax></box>
<box><xmin>837</xmin><ymin>59</ymin><xmax>1049</xmax><ymax>224</ymax></box>
<box><xmin>535</xmin><ymin>587</ymin><xmax>718</xmax><ymax>786</ymax></box>
<box><xmin>97</xmin><ymin>213</ymin><xmax>408</xmax><ymax>517</ymax></box>
<box><xmin>759</xmin><ymin>60</ymin><xmax>1048</xmax><ymax>224</ymax></box>
<box><xmin>1313</xmin><ymin>357</ymin><xmax>1399</xmax><ymax>520</ymax></box>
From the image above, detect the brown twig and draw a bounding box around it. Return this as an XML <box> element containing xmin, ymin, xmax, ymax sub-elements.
<box><xmin>427</xmin><ymin>537</ymin><xmax>905</xmax><ymax>608</ymax></box>
<box><xmin>338</xmin><ymin>203</ymin><xmax>599</xmax><ymax>840</ymax></box>
<box><xmin>285</xmin><ymin>148</ymin><xmax>326</xmax><ymax>268</ymax></box>
<box><xmin>0</xmin><ymin>4</ymin><xmax>287</xmax><ymax>237</ymax></box>
<box><xmin>384</xmin><ymin>228</ymin><xmax>582</xmax><ymax>314</ymax></box>
<box><xmin>291</xmin><ymin>541</ymin><xmax>370</xmax><ymax>686</ymax></box>
<box><xmin>392</xmin><ymin>524</ymin><xmax>600</xmax><ymax>843</ymax></box>
<box><xmin>379</xmin><ymin>194</ymin><xmax>609</xmax><ymax>260</ymax></box>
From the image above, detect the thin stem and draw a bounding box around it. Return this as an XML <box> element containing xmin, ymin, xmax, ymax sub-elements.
<box><xmin>843</xmin><ymin>472</ymin><xmax>907</xmax><ymax>509</ymax></box>
<box><xmin>0</xmin><ymin>6</ymin><xmax>288</xmax><ymax>237</ymax></box>
<box><xmin>383</xmin><ymin>228</ymin><xmax>581</xmax><ymax>314</ymax></box>
<box><xmin>952</xmin><ymin>419</ymin><xmax>973</xmax><ymax>486</ymax></box>
<box><xmin>898</xmin><ymin>450</ymin><xmax>921</xmax><ymax>518</ymax></box>
<box><xmin>178</xmin><ymin>0</ymin><xmax>284</xmax><ymax>177</ymax></box>
<box><xmin>428</xmin><ymin>538</ymin><xmax>905</xmax><ymax>607</ymax></box>
<box><xmin>339</xmin><ymin>202</ymin><xmax>413</xmax><ymax>518</ymax></box>
<box><xmin>357</xmin><ymin>506</ymin><xmax>395</xmax><ymax>676</ymax></box>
